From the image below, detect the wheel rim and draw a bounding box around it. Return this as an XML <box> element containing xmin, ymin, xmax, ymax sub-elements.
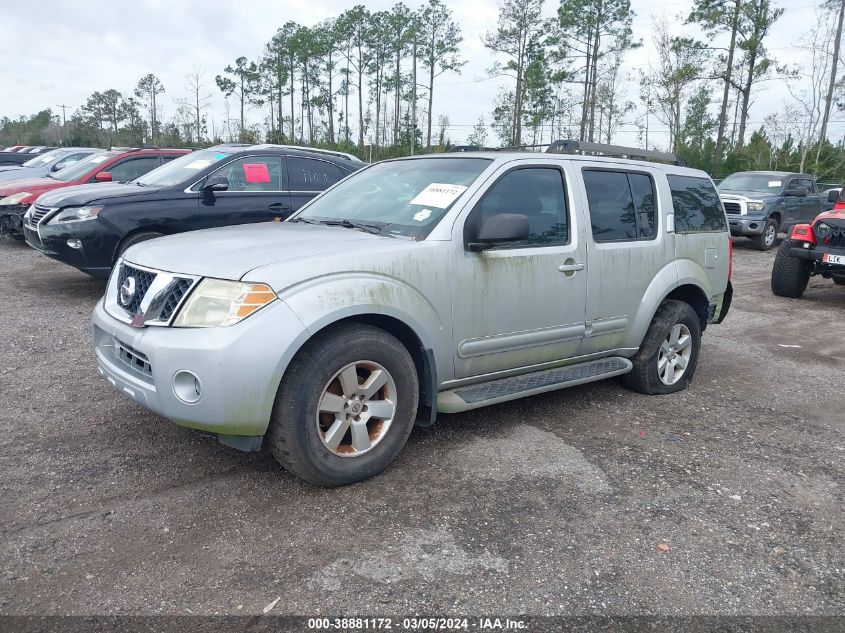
<box><xmin>765</xmin><ymin>224</ymin><xmax>776</xmax><ymax>246</ymax></box>
<box><xmin>657</xmin><ymin>324</ymin><xmax>693</xmax><ymax>386</ymax></box>
<box><xmin>316</xmin><ymin>360</ymin><xmax>397</xmax><ymax>457</ymax></box>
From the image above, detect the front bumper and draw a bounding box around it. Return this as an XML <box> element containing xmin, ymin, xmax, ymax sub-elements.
<box><xmin>24</xmin><ymin>220</ymin><xmax>116</xmax><ymax>277</ymax></box>
<box><xmin>727</xmin><ymin>214</ymin><xmax>767</xmax><ymax>236</ymax></box>
<box><xmin>788</xmin><ymin>243</ymin><xmax>845</xmax><ymax>271</ymax></box>
<box><xmin>92</xmin><ymin>298</ymin><xmax>308</xmax><ymax>442</ymax></box>
<box><xmin>0</xmin><ymin>204</ymin><xmax>27</xmax><ymax>237</ymax></box>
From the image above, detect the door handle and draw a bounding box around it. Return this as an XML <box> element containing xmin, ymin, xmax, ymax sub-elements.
<box><xmin>559</xmin><ymin>262</ymin><xmax>585</xmax><ymax>273</ymax></box>
<box><xmin>268</xmin><ymin>203</ymin><xmax>290</xmax><ymax>211</ymax></box>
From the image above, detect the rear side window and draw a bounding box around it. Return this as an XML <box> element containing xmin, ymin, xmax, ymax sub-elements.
<box><xmin>667</xmin><ymin>175</ymin><xmax>728</xmax><ymax>233</ymax></box>
<box><xmin>288</xmin><ymin>157</ymin><xmax>348</xmax><ymax>191</ymax></box>
<box><xmin>583</xmin><ymin>169</ymin><xmax>656</xmax><ymax>242</ymax></box>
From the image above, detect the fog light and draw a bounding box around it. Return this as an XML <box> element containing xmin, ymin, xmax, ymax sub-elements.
<box><xmin>67</xmin><ymin>239</ymin><xmax>82</xmax><ymax>249</ymax></box>
<box><xmin>173</xmin><ymin>370</ymin><xmax>202</xmax><ymax>404</ymax></box>
<box><xmin>749</xmin><ymin>223</ymin><xmax>758</xmax><ymax>230</ymax></box>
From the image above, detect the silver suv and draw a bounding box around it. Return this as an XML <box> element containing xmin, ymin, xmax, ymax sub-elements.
<box><xmin>92</xmin><ymin>142</ymin><xmax>733</xmax><ymax>486</ymax></box>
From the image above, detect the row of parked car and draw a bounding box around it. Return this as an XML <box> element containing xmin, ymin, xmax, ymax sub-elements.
<box><xmin>1</xmin><ymin>139</ymin><xmax>840</xmax><ymax>486</ymax></box>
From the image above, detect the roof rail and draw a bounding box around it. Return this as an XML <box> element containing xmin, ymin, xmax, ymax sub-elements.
<box><xmin>253</xmin><ymin>144</ymin><xmax>363</xmax><ymax>162</ymax></box>
<box><xmin>447</xmin><ymin>145</ymin><xmax>499</xmax><ymax>152</ymax></box>
<box><xmin>546</xmin><ymin>139</ymin><xmax>686</xmax><ymax>166</ymax></box>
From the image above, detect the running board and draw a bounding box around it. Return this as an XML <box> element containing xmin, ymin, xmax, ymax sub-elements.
<box><xmin>437</xmin><ymin>357</ymin><xmax>632</xmax><ymax>413</ymax></box>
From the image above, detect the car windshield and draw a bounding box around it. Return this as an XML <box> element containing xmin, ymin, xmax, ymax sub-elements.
<box><xmin>293</xmin><ymin>157</ymin><xmax>491</xmax><ymax>239</ymax></box>
<box><xmin>718</xmin><ymin>174</ymin><xmax>785</xmax><ymax>193</ymax></box>
<box><xmin>51</xmin><ymin>151</ymin><xmax>113</xmax><ymax>181</ymax></box>
<box><xmin>134</xmin><ymin>149</ymin><xmax>235</xmax><ymax>187</ymax></box>
<box><xmin>22</xmin><ymin>149</ymin><xmax>63</xmax><ymax>167</ymax></box>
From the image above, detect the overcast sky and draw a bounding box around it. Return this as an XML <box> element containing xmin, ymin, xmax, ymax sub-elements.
<box><xmin>0</xmin><ymin>0</ymin><xmax>835</xmax><ymax>148</ymax></box>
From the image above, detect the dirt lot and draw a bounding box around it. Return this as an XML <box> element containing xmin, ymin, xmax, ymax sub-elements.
<box><xmin>0</xmin><ymin>236</ymin><xmax>843</xmax><ymax>618</ymax></box>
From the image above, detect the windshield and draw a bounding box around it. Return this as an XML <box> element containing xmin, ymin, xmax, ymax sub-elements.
<box><xmin>22</xmin><ymin>149</ymin><xmax>63</xmax><ymax>167</ymax></box>
<box><xmin>134</xmin><ymin>149</ymin><xmax>234</xmax><ymax>187</ymax></box>
<box><xmin>718</xmin><ymin>173</ymin><xmax>785</xmax><ymax>194</ymax></box>
<box><xmin>51</xmin><ymin>151</ymin><xmax>112</xmax><ymax>181</ymax></box>
<box><xmin>294</xmin><ymin>157</ymin><xmax>491</xmax><ymax>239</ymax></box>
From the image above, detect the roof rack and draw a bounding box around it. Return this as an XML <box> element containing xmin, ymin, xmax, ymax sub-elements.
<box><xmin>447</xmin><ymin>145</ymin><xmax>499</xmax><ymax>153</ymax></box>
<box><xmin>546</xmin><ymin>140</ymin><xmax>686</xmax><ymax>166</ymax></box>
<box><xmin>252</xmin><ymin>144</ymin><xmax>363</xmax><ymax>163</ymax></box>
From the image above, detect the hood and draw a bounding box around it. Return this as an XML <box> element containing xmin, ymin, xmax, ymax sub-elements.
<box><xmin>718</xmin><ymin>189</ymin><xmax>778</xmax><ymax>201</ymax></box>
<box><xmin>0</xmin><ymin>165</ymin><xmax>24</xmax><ymax>174</ymax></box>
<box><xmin>124</xmin><ymin>222</ymin><xmax>417</xmax><ymax>280</ymax></box>
<box><xmin>36</xmin><ymin>182</ymin><xmax>153</xmax><ymax>208</ymax></box>
<box><xmin>815</xmin><ymin>208</ymin><xmax>845</xmax><ymax>223</ymax></box>
<box><xmin>0</xmin><ymin>176</ymin><xmax>63</xmax><ymax>199</ymax></box>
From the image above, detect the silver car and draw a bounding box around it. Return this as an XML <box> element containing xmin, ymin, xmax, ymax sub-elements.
<box><xmin>92</xmin><ymin>145</ymin><xmax>732</xmax><ymax>485</ymax></box>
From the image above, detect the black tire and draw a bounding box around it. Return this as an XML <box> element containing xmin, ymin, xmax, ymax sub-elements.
<box><xmin>622</xmin><ymin>300</ymin><xmax>702</xmax><ymax>395</ymax></box>
<box><xmin>268</xmin><ymin>323</ymin><xmax>419</xmax><ymax>486</ymax></box>
<box><xmin>751</xmin><ymin>218</ymin><xmax>778</xmax><ymax>251</ymax></box>
<box><xmin>771</xmin><ymin>239</ymin><xmax>811</xmax><ymax>298</ymax></box>
<box><xmin>115</xmin><ymin>231</ymin><xmax>164</xmax><ymax>262</ymax></box>
<box><xmin>833</xmin><ymin>276</ymin><xmax>845</xmax><ymax>286</ymax></box>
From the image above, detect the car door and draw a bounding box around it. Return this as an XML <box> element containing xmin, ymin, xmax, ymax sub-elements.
<box><xmin>197</xmin><ymin>155</ymin><xmax>291</xmax><ymax>226</ymax></box>
<box><xmin>799</xmin><ymin>177</ymin><xmax>820</xmax><ymax>223</ymax></box>
<box><xmin>578</xmin><ymin>164</ymin><xmax>671</xmax><ymax>355</ymax></box>
<box><xmin>287</xmin><ymin>156</ymin><xmax>350</xmax><ymax>210</ymax></box>
<box><xmin>95</xmin><ymin>155</ymin><xmax>162</xmax><ymax>183</ymax></box>
<box><xmin>782</xmin><ymin>177</ymin><xmax>804</xmax><ymax>227</ymax></box>
<box><xmin>450</xmin><ymin>162</ymin><xmax>588</xmax><ymax>379</ymax></box>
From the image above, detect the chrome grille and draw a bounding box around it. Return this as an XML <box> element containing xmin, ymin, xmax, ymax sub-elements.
<box><xmin>27</xmin><ymin>204</ymin><xmax>54</xmax><ymax>227</ymax></box>
<box><xmin>722</xmin><ymin>201</ymin><xmax>741</xmax><ymax>215</ymax></box>
<box><xmin>159</xmin><ymin>277</ymin><xmax>193</xmax><ymax>321</ymax></box>
<box><xmin>117</xmin><ymin>263</ymin><xmax>157</xmax><ymax>315</ymax></box>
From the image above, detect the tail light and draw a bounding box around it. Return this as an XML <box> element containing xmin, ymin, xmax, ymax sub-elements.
<box><xmin>834</xmin><ymin>201</ymin><xmax>845</xmax><ymax>210</ymax></box>
<box><xmin>728</xmin><ymin>237</ymin><xmax>733</xmax><ymax>280</ymax></box>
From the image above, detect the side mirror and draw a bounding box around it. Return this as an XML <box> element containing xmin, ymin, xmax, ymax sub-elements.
<box><xmin>95</xmin><ymin>171</ymin><xmax>113</xmax><ymax>183</ymax></box>
<box><xmin>827</xmin><ymin>189</ymin><xmax>840</xmax><ymax>203</ymax></box>
<box><xmin>786</xmin><ymin>186</ymin><xmax>807</xmax><ymax>197</ymax></box>
<box><xmin>202</xmin><ymin>175</ymin><xmax>229</xmax><ymax>201</ymax></box>
<box><xmin>467</xmin><ymin>213</ymin><xmax>530</xmax><ymax>251</ymax></box>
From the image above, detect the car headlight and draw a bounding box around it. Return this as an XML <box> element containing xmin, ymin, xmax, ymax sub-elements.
<box><xmin>747</xmin><ymin>200</ymin><xmax>765</xmax><ymax>212</ymax></box>
<box><xmin>50</xmin><ymin>206</ymin><xmax>103</xmax><ymax>224</ymax></box>
<box><xmin>0</xmin><ymin>192</ymin><xmax>32</xmax><ymax>205</ymax></box>
<box><xmin>173</xmin><ymin>279</ymin><xmax>277</xmax><ymax>328</ymax></box>
<box><xmin>815</xmin><ymin>222</ymin><xmax>832</xmax><ymax>237</ymax></box>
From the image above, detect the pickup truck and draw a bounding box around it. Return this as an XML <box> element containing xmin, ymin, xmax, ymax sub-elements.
<box><xmin>717</xmin><ymin>171</ymin><xmax>835</xmax><ymax>250</ymax></box>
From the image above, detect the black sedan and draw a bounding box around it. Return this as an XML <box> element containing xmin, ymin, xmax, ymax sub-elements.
<box><xmin>23</xmin><ymin>144</ymin><xmax>363</xmax><ymax>277</ymax></box>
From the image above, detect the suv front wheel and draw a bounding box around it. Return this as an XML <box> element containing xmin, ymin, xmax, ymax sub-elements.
<box><xmin>623</xmin><ymin>300</ymin><xmax>702</xmax><ymax>395</ymax></box>
<box><xmin>268</xmin><ymin>323</ymin><xmax>419</xmax><ymax>486</ymax></box>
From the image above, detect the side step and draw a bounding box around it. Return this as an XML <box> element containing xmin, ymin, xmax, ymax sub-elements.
<box><xmin>437</xmin><ymin>356</ymin><xmax>632</xmax><ymax>413</ymax></box>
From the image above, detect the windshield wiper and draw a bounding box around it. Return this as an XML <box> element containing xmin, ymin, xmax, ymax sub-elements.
<box><xmin>289</xmin><ymin>217</ymin><xmax>321</xmax><ymax>225</ymax></box>
<box><xmin>321</xmin><ymin>219</ymin><xmax>391</xmax><ymax>235</ymax></box>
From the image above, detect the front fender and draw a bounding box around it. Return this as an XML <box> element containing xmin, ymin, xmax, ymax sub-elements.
<box><xmin>275</xmin><ymin>272</ymin><xmax>450</xmax><ymax>383</ymax></box>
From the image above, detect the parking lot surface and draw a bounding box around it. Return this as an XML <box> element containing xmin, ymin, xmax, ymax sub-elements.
<box><xmin>1</xmin><ymin>237</ymin><xmax>843</xmax><ymax>616</ymax></box>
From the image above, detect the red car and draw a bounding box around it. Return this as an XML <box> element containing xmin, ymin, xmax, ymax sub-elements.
<box><xmin>0</xmin><ymin>148</ymin><xmax>190</xmax><ymax>238</ymax></box>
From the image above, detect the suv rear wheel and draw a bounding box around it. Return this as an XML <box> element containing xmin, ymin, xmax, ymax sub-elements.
<box><xmin>623</xmin><ymin>300</ymin><xmax>702</xmax><ymax>395</ymax></box>
<box><xmin>268</xmin><ymin>323</ymin><xmax>419</xmax><ymax>486</ymax></box>
<box><xmin>752</xmin><ymin>218</ymin><xmax>778</xmax><ymax>251</ymax></box>
<box><xmin>771</xmin><ymin>239</ymin><xmax>811</xmax><ymax>298</ymax></box>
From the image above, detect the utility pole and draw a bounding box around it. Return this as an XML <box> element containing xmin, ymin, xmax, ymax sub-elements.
<box><xmin>411</xmin><ymin>36</ymin><xmax>417</xmax><ymax>156</ymax></box>
<box><xmin>56</xmin><ymin>104</ymin><xmax>70</xmax><ymax>146</ymax></box>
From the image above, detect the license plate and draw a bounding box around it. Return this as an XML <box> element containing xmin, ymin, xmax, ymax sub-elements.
<box><xmin>823</xmin><ymin>252</ymin><xmax>845</xmax><ymax>265</ymax></box>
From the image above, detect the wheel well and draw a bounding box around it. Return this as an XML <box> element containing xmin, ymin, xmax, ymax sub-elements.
<box><xmin>770</xmin><ymin>212</ymin><xmax>781</xmax><ymax>226</ymax></box>
<box><xmin>665</xmin><ymin>284</ymin><xmax>709</xmax><ymax>331</ymax></box>
<box><xmin>316</xmin><ymin>314</ymin><xmax>436</xmax><ymax>426</ymax></box>
<box><xmin>113</xmin><ymin>226</ymin><xmax>173</xmax><ymax>264</ymax></box>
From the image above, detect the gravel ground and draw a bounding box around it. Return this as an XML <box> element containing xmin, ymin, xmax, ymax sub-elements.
<box><xmin>0</xmin><ymin>236</ymin><xmax>843</xmax><ymax>617</ymax></box>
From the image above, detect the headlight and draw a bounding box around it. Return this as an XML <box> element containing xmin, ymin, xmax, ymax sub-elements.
<box><xmin>747</xmin><ymin>201</ymin><xmax>765</xmax><ymax>212</ymax></box>
<box><xmin>50</xmin><ymin>206</ymin><xmax>103</xmax><ymax>224</ymax></box>
<box><xmin>815</xmin><ymin>222</ymin><xmax>832</xmax><ymax>237</ymax></box>
<box><xmin>0</xmin><ymin>192</ymin><xmax>32</xmax><ymax>205</ymax></box>
<box><xmin>173</xmin><ymin>279</ymin><xmax>276</xmax><ymax>328</ymax></box>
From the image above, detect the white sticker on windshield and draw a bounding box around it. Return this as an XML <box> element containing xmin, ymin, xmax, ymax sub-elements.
<box><xmin>410</xmin><ymin>183</ymin><xmax>468</xmax><ymax>209</ymax></box>
<box><xmin>185</xmin><ymin>159</ymin><xmax>212</xmax><ymax>170</ymax></box>
<box><xmin>91</xmin><ymin>156</ymin><xmax>108</xmax><ymax>164</ymax></box>
<box><xmin>413</xmin><ymin>208</ymin><xmax>433</xmax><ymax>222</ymax></box>
<box><xmin>768</xmin><ymin>180</ymin><xmax>781</xmax><ymax>187</ymax></box>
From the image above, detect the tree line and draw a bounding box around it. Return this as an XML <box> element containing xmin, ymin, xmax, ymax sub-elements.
<box><xmin>3</xmin><ymin>0</ymin><xmax>845</xmax><ymax>181</ymax></box>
